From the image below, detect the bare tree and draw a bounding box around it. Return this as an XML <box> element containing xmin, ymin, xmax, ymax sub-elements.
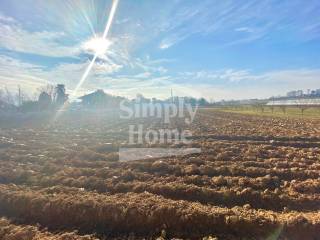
<box><xmin>4</xmin><ymin>87</ymin><xmax>14</xmax><ymax>105</ymax></box>
<box><xmin>15</xmin><ymin>85</ymin><xmax>29</xmax><ymax>107</ymax></box>
<box><xmin>269</xmin><ymin>105</ymin><xmax>275</xmax><ymax>113</ymax></box>
<box><xmin>269</xmin><ymin>97</ymin><xmax>275</xmax><ymax>113</ymax></box>
<box><xmin>279</xmin><ymin>105</ymin><xmax>287</xmax><ymax>114</ymax></box>
<box><xmin>300</xmin><ymin>106</ymin><xmax>308</xmax><ymax>115</ymax></box>
<box><xmin>18</xmin><ymin>86</ymin><xmax>22</xmax><ymax>107</ymax></box>
<box><xmin>295</xmin><ymin>98</ymin><xmax>310</xmax><ymax>116</ymax></box>
<box><xmin>55</xmin><ymin>84</ymin><xmax>68</xmax><ymax>106</ymax></box>
<box><xmin>255</xmin><ymin>103</ymin><xmax>265</xmax><ymax>113</ymax></box>
<box><xmin>37</xmin><ymin>84</ymin><xmax>56</xmax><ymax>100</ymax></box>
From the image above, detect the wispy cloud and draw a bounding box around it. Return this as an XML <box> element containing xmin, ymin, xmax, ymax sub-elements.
<box><xmin>0</xmin><ymin>55</ymin><xmax>50</xmax><ymax>93</ymax></box>
<box><xmin>157</xmin><ymin>0</ymin><xmax>320</xmax><ymax>49</ymax></box>
<box><xmin>0</xmin><ymin>55</ymin><xmax>122</xmax><ymax>94</ymax></box>
<box><xmin>0</xmin><ymin>12</ymin><xmax>16</xmax><ymax>23</ymax></box>
<box><xmin>235</xmin><ymin>27</ymin><xmax>255</xmax><ymax>33</ymax></box>
<box><xmin>1</xmin><ymin>52</ymin><xmax>320</xmax><ymax>100</ymax></box>
<box><xmin>0</xmin><ymin>14</ymin><xmax>79</xmax><ymax>57</ymax></box>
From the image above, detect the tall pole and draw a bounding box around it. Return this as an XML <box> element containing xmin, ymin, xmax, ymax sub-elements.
<box><xmin>18</xmin><ymin>85</ymin><xmax>21</xmax><ymax>107</ymax></box>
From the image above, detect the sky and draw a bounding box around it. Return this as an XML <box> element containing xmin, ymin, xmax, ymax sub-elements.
<box><xmin>0</xmin><ymin>0</ymin><xmax>319</xmax><ymax>100</ymax></box>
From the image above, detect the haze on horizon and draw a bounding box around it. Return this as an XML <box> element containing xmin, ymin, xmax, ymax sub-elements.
<box><xmin>0</xmin><ymin>0</ymin><xmax>319</xmax><ymax>101</ymax></box>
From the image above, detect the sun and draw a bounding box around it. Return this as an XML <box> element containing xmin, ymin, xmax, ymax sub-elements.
<box><xmin>82</xmin><ymin>37</ymin><xmax>112</xmax><ymax>56</ymax></box>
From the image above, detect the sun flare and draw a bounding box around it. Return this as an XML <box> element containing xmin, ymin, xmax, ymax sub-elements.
<box><xmin>82</xmin><ymin>37</ymin><xmax>112</xmax><ymax>56</ymax></box>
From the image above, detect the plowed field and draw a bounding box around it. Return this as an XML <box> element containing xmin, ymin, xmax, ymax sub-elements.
<box><xmin>0</xmin><ymin>109</ymin><xmax>319</xmax><ymax>239</ymax></box>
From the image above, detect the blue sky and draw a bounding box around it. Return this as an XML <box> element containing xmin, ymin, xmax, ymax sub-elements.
<box><xmin>0</xmin><ymin>0</ymin><xmax>319</xmax><ymax>100</ymax></box>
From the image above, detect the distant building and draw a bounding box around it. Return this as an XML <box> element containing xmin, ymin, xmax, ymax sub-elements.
<box><xmin>297</xmin><ymin>90</ymin><xmax>303</xmax><ymax>96</ymax></box>
<box><xmin>287</xmin><ymin>90</ymin><xmax>303</xmax><ymax>97</ymax></box>
<box><xmin>79</xmin><ymin>89</ymin><xmax>123</xmax><ymax>108</ymax></box>
<box><xmin>134</xmin><ymin>93</ymin><xmax>150</xmax><ymax>103</ymax></box>
<box><xmin>287</xmin><ymin>91</ymin><xmax>296</xmax><ymax>97</ymax></box>
<box><xmin>80</xmin><ymin>89</ymin><xmax>108</xmax><ymax>107</ymax></box>
<box><xmin>286</xmin><ymin>88</ymin><xmax>320</xmax><ymax>98</ymax></box>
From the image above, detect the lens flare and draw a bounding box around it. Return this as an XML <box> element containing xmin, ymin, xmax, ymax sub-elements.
<box><xmin>71</xmin><ymin>0</ymin><xmax>119</xmax><ymax>101</ymax></box>
<box><xmin>53</xmin><ymin>0</ymin><xmax>119</xmax><ymax>121</ymax></box>
<box><xmin>83</xmin><ymin>37</ymin><xmax>112</xmax><ymax>56</ymax></box>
